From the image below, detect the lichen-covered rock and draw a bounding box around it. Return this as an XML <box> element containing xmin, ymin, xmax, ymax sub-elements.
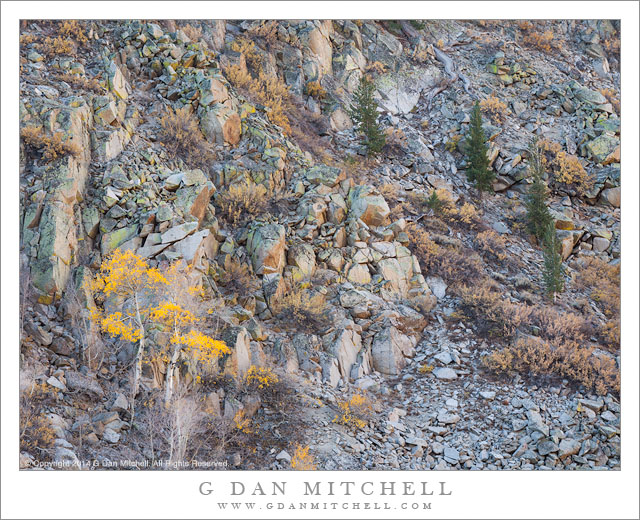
<box><xmin>348</xmin><ymin>185</ymin><xmax>390</xmax><ymax>227</ymax></box>
<box><xmin>247</xmin><ymin>223</ymin><xmax>286</xmax><ymax>275</ymax></box>
<box><xmin>586</xmin><ymin>134</ymin><xmax>620</xmax><ymax>164</ymax></box>
<box><xmin>200</xmin><ymin>104</ymin><xmax>241</xmax><ymax>145</ymax></box>
<box><xmin>287</xmin><ymin>242</ymin><xmax>316</xmax><ymax>278</ymax></box>
<box><xmin>305</xmin><ymin>164</ymin><xmax>345</xmax><ymax>187</ymax></box>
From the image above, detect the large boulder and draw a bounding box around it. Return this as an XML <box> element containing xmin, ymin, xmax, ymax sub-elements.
<box><xmin>371</xmin><ymin>326</ymin><xmax>417</xmax><ymax>376</ymax></box>
<box><xmin>287</xmin><ymin>242</ymin><xmax>316</xmax><ymax>278</ymax></box>
<box><xmin>247</xmin><ymin>223</ymin><xmax>286</xmax><ymax>275</ymax></box>
<box><xmin>348</xmin><ymin>185</ymin><xmax>390</xmax><ymax>227</ymax></box>
<box><xmin>200</xmin><ymin>104</ymin><xmax>241</xmax><ymax>146</ymax></box>
<box><xmin>305</xmin><ymin>164</ymin><xmax>345</xmax><ymax>187</ymax></box>
<box><xmin>585</xmin><ymin>134</ymin><xmax>620</xmax><ymax>164</ymax></box>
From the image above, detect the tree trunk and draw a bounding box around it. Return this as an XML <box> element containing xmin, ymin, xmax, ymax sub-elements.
<box><xmin>131</xmin><ymin>295</ymin><xmax>145</xmax><ymax>423</ymax></box>
<box><xmin>164</xmin><ymin>345</ymin><xmax>181</xmax><ymax>405</ymax></box>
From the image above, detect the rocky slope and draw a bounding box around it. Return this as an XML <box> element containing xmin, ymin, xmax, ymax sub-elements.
<box><xmin>19</xmin><ymin>19</ymin><xmax>620</xmax><ymax>471</ymax></box>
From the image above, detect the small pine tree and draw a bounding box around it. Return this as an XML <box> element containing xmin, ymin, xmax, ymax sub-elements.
<box><xmin>542</xmin><ymin>222</ymin><xmax>565</xmax><ymax>301</ymax></box>
<box><xmin>465</xmin><ymin>101</ymin><xmax>495</xmax><ymax>196</ymax></box>
<box><xmin>426</xmin><ymin>190</ymin><xmax>444</xmax><ymax>213</ymax></box>
<box><xmin>525</xmin><ymin>138</ymin><xmax>553</xmax><ymax>242</ymax></box>
<box><xmin>349</xmin><ymin>75</ymin><xmax>386</xmax><ymax>156</ymax></box>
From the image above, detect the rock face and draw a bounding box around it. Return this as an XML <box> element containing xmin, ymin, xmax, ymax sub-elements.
<box><xmin>247</xmin><ymin>224</ymin><xmax>286</xmax><ymax>275</ymax></box>
<box><xmin>26</xmin><ymin>99</ymin><xmax>93</xmax><ymax>304</ymax></box>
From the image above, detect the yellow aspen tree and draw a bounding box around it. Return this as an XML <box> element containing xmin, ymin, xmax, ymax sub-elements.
<box><xmin>89</xmin><ymin>249</ymin><xmax>168</xmax><ymax>418</ymax></box>
<box><xmin>151</xmin><ymin>263</ymin><xmax>229</xmax><ymax>404</ymax></box>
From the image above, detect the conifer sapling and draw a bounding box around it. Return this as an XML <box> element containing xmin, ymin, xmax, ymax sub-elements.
<box><xmin>349</xmin><ymin>75</ymin><xmax>386</xmax><ymax>156</ymax></box>
<box><xmin>525</xmin><ymin>137</ymin><xmax>553</xmax><ymax>242</ymax></box>
<box><xmin>464</xmin><ymin>101</ymin><xmax>495</xmax><ymax>197</ymax></box>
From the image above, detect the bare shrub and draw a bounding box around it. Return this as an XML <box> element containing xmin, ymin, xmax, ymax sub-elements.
<box><xmin>271</xmin><ymin>285</ymin><xmax>329</xmax><ymax>334</ymax></box>
<box><xmin>215</xmin><ymin>181</ymin><xmax>268</xmax><ymax>225</ymax></box>
<box><xmin>485</xmin><ymin>336</ymin><xmax>620</xmax><ymax>395</ymax></box>
<box><xmin>158</xmin><ymin>106</ymin><xmax>215</xmax><ymax>168</ymax></box>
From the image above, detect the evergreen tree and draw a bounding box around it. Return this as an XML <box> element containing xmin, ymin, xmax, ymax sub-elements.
<box><xmin>542</xmin><ymin>222</ymin><xmax>565</xmax><ymax>302</ymax></box>
<box><xmin>464</xmin><ymin>101</ymin><xmax>495</xmax><ymax>196</ymax></box>
<box><xmin>426</xmin><ymin>189</ymin><xmax>444</xmax><ymax>213</ymax></box>
<box><xmin>349</xmin><ymin>75</ymin><xmax>386</xmax><ymax>156</ymax></box>
<box><xmin>525</xmin><ymin>138</ymin><xmax>553</xmax><ymax>242</ymax></box>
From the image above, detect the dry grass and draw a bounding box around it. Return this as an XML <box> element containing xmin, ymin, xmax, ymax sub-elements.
<box><xmin>54</xmin><ymin>72</ymin><xmax>105</xmax><ymax>94</ymax></box>
<box><xmin>599</xmin><ymin>88</ymin><xmax>620</xmax><ymax>114</ymax></box>
<box><xmin>20</xmin><ymin>379</ymin><xmax>57</xmax><ymax>460</ymax></box>
<box><xmin>215</xmin><ymin>181</ymin><xmax>268</xmax><ymax>225</ymax></box>
<box><xmin>158</xmin><ymin>106</ymin><xmax>214</xmax><ymax>167</ymax></box>
<box><xmin>180</xmin><ymin>23</ymin><xmax>203</xmax><ymax>42</ymax></box>
<box><xmin>475</xmin><ymin>230</ymin><xmax>508</xmax><ymax>262</ymax></box>
<box><xmin>21</xmin><ymin>126</ymin><xmax>81</xmax><ymax>162</ymax></box>
<box><xmin>271</xmin><ymin>285</ymin><xmax>329</xmax><ymax>334</ymax></box>
<box><xmin>246</xmin><ymin>20</ymin><xmax>279</xmax><ymax>45</ymax></box>
<box><xmin>517</xmin><ymin>21</ymin><xmax>560</xmax><ymax>53</ymax></box>
<box><xmin>305</xmin><ymin>80</ymin><xmax>327</xmax><ymax>100</ymax></box>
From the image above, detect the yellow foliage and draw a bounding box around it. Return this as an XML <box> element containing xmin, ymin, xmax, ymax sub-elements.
<box><xmin>418</xmin><ymin>363</ymin><xmax>434</xmax><ymax>374</ymax></box>
<box><xmin>20</xmin><ymin>126</ymin><xmax>81</xmax><ymax>163</ymax></box>
<box><xmin>539</xmin><ymin>139</ymin><xmax>593</xmax><ymax>195</ymax></box>
<box><xmin>90</xmin><ymin>249</ymin><xmax>167</xmax><ymax>298</ymax></box>
<box><xmin>100</xmin><ymin>311</ymin><xmax>142</xmax><ymax>342</ymax></box>
<box><xmin>176</xmin><ymin>330</ymin><xmax>229</xmax><ymax>363</ymax></box>
<box><xmin>445</xmin><ymin>134</ymin><xmax>462</xmax><ymax>153</ymax></box>
<box><xmin>333</xmin><ymin>393</ymin><xmax>373</xmax><ymax>430</ymax></box>
<box><xmin>480</xmin><ymin>96</ymin><xmax>508</xmax><ymax>124</ymax></box>
<box><xmin>305</xmin><ymin>80</ymin><xmax>327</xmax><ymax>100</ymax></box>
<box><xmin>233</xmin><ymin>409</ymin><xmax>253</xmax><ymax>434</ymax></box>
<box><xmin>245</xmin><ymin>365</ymin><xmax>279</xmax><ymax>389</ymax></box>
<box><xmin>291</xmin><ymin>444</ymin><xmax>317</xmax><ymax>470</ymax></box>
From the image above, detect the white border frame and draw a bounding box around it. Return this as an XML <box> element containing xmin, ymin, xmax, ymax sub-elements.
<box><xmin>2</xmin><ymin>2</ymin><xmax>638</xmax><ymax>519</ymax></box>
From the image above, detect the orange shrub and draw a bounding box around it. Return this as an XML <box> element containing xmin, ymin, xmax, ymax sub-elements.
<box><xmin>480</xmin><ymin>96</ymin><xmax>508</xmax><ymax>124</ymax></box>
<box><xmin>485</xmin><ymin>336</ymin><xmax>619</xmax><ymax>395</ymax></box>
<box><xmin>21</xmin><ymin>126</ymin><xmax>81</xmax><ymax>162</ymax></box>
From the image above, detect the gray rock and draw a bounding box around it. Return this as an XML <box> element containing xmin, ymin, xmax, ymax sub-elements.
<box><xmin>276</xmin><ymin>450</ymin><xmax>291</xmax><ymax>463</ymax></box>
<box><xmin>102</xmin><ymin>428</ymin><xmax>121</xmax><ymax>443</ymax></box>
<box><xmin>558</xmin><ymin>438</ymin><xmax>580</xmax><ymax>459</ymax></box>
<box><xmin>64</xmin><ymin>371</ymin><xmax>104</xmax><ymax>397</ymax></box>
<box><xmin>536</xmin><ymin>439</ymin><xmax>558</xmax><ymax>456</ymax></box>
<box><xmin>526</xmin><ymin>410</ymin><xmax>550</xmax><ymax>437</ymax></box>
<box><xmin>433</xmin><ymin>367</ymin><xmax>458</xmax><ymax>380</ymax></box>
<box><xmin>443</xmin><ymin>446</ymin><xmax>459</xmax><ymax>464</ymax></box>
<box><xmin>480</xmin><ymin>391</ymin><xmax>496</xmax><ymax>400</ymax></box>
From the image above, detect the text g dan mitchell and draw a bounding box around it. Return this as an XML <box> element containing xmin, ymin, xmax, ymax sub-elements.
<box><xmin>199</xmin><ymin>480</ymin><xmax>453</xmax><ymax>497</ymax></box>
